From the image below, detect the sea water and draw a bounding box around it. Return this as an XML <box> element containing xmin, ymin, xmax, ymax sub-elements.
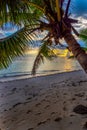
<box><xmin>0</xmin><ymin>47</ymin><xmax>82</xmax><ymax>82</ymax></box>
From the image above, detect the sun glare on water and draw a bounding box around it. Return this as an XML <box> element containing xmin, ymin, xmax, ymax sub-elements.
<box><xmin>25</xmin><ymin>48</ymin><xmax>73</xmax><ymax>58</ymax></box>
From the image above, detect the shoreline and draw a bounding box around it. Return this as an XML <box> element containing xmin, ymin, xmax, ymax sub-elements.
<box><xmin>0</xmin><ymin>70</ymin><xmax>87</xmax><ymax>130</ymax></box>
<box><xmin>0</xmin><ymin>69</ymin><xmax>82</xmax><ymax>83</ymax></box>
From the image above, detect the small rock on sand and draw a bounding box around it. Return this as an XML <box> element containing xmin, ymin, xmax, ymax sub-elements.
<box><xmin>73</xmin><ymin>105</ymin><xmax>87</xmax><ymax>114</ymax></box>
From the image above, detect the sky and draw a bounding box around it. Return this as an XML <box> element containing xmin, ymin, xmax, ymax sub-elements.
<box><xmin>71</xmin><ymin>0</ymin><xmax>87</xmax><ymax>16</ymax></box>
<box><xmin>0</xmin><ymin>22</ymin><xmax>19</xmax><ymax>39</ymax></box>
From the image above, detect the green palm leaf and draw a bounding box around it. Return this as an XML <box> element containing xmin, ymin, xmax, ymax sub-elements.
<box><xmin>79</xmin><ymin>29</ymin><xmax>87</xmax><ymax>51</ymax></box>
<box><xmin>32</xmin><ymin>41</ymin><xmax>58</xmax><ymax>75</ymax></box>
<box><xmin>0</xmin><ymin>25</ymin><xmax>39</xmax><ymax>69</ymax></box>
<box><xmin>0</xmin><ymin>0</ymin><xmax>43</xmax><ymax>25</ymax></box>
<box><xmin>80</xmin><ymin>29</ymin><xmax>87</xmax><ymax>43</ymax></box>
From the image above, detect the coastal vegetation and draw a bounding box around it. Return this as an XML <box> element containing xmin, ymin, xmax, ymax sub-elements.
<box><xmin>0</xmin><ymin>0</ymin><xmax>87</xmax><ymax>74</ymax></box>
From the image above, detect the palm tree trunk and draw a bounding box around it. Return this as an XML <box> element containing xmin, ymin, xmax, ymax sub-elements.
<box><xmin>64</xmin><ymin>32</ymin><xmax>87</xmax><ymax>73</ymax></box>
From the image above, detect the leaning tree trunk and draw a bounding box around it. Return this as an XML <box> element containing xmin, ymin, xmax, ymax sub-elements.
<box><xmin>64</xmin><ymin>32</ymin><xmax>87</xmax><ymax>73</ymax></box>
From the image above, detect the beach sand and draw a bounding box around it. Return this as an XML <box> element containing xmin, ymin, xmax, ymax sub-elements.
<box><xmin>0</xmin><ymin>70</ymin><xmax>87</xmax><ymax>130</ymax></box>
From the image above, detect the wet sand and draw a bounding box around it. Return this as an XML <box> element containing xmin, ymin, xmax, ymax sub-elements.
<box><xmin>0</xmin><ymin>70</ymin><xmax>87</xmax><ymax>130</ymax></box>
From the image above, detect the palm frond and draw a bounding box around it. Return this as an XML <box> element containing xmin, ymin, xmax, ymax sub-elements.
<box><xmin>65</xmin><ymin>0</ymin><xmax>71</xmax><ymax>17</ymax></box>
<box><xmin>56</xmin><ymin>0</ymin><xmax>61</xmax><ymax>21</ymax></box>
<box><xmin>79</xmin><ymin>29</ymin><xmax>87</xmax><ymax>43</ymax></box>
<box><xmin>0</xmin><ymin>25</ymin><xmax>39</xmax><ymax>69</ymax></box>
<box><xmin>79</xmin><ymin>29</ymin><xmax>87</xmax><ymax>51</ymax></box>
<box><xmin>32</xmin><ymin>41</ymin><xmax>58</xmax><ymax>75</ymax></box>
<box><xmin>81</xmin><ymin>47</ymin><xmax>87</xmax><ymax>51</ymax></box>
<box><xmin>0</xmin><ymin>0</ymin><xmax>43</xmax><ymax>25</ymax></box>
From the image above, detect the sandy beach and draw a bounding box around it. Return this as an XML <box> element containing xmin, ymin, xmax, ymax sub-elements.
<box><xmin>0</xmin><ymin>70</ymin><xmax>87</xmax><ymax>130</ymax></box>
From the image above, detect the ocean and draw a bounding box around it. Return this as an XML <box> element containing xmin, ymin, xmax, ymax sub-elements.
<box><xmin>0</xmin><ymin>47</ymin><xmax>82</xmax><ymax>82</ymax></box>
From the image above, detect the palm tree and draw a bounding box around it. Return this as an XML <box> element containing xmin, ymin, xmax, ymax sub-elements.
<box><xmin>0</xmin><ymin>0</ymin><xmax>87</xmax><ymax>74</ymax></box>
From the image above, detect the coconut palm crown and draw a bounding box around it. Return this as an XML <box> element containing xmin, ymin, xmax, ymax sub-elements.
<box><xmin>0</xmin><ymin>0</ymin><xmax>87</xmax><ymax>74</ymax></box>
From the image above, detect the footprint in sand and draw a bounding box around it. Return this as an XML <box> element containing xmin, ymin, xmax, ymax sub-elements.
<box><xmin>51</xmin><ymin>112</ymin><xmax>56</xmax><ymax>115</ymax></box>
<box><xmin>74</xmin><ymin>93</ymin><xmax>85</xmax><ymax>97</ymax></box>
<box><xmin>63</xmin><ymin>101</ymin><xmax>66</xmax><ymax>104</ymax></box>
<box><xmin>35</xmin><ymin>103</ymin><xmax>41</xmax><ymax>107</ymax></box>
<box><xmin>11</xmin><ymin>88</ymin><xmax>17</xmax><ymax>92</ymax></box>
<box><xmin>26</xmin><ymin>110</ymin><xmax>32</xmax><ymax>114</ymax></box>
<box><xmin>37</xmin><ymin>118</ymin><xmax>50</xmax><ymax>126</ymax></box>
<box><xmin>63</xmin><ymin>93</ymin><xmax>67</xmax><ymax>95</ymax></box>
<box><xmin>12</xmin><ymin>102</ymin><xmax>22</xmax><ymax>108</ymax></box>
<box><xmin>63</xmin><ymin>106</ymin><xmax>67</xmax><ymax>111</ymax></box>
<box><xmin>70</xmin><ymin>114</ymin><xmax>75</xmax><ymax>117</ymax></box>
<box><xmin>28</xmin><ymin>128</ymin><xmax>34</xmax><ymax>130</ymax></box>
<box><xmin>71</xmin><ymin>98</ymin><xmax>76</xmax><ymax>101</ymax></box>
<box><xmin>37</xmin><ymin>121</ymin><xmax>47</xmax><ymax>126</ymax></box>
<box><xmin>26</xmin><ymin>97</ymin><xmax>32</xmax><ymax>100</ymax></box>
<box><xmin>44</xmin><ymin>105</ymin><xmax>50</xmax><ymax>109</ymax></box>
<box><xmin>35</xmin><ymin>112</ymin><xmax>41</xmax><ymax>115</ymax></box>
<box><xmin>54</xmin><ymin>117</ymin><xmax>62</xmax><ymax>122</ymax></box>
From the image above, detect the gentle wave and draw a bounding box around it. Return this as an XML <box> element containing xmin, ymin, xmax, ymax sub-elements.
<box><xmin>0</xmin><ymin>68</ymin><xmax>82</xmax><ymax>82</ymax></box>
